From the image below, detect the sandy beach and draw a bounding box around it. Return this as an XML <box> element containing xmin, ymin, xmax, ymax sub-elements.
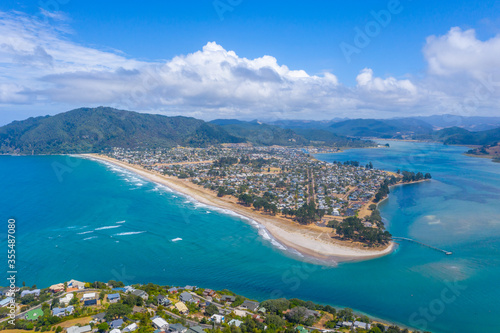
<box><xmin>81</xmin><ymin>154</ymin><xmax>394</xmax><ymax>263</ymax></box>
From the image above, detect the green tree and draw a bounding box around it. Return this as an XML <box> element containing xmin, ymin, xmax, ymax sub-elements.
<box><xmin>105</xmin><ymin>303</ymin><xmax>132</xmax><ymax>321</ymax></box>
<box><xmin>97</xmin><ymin>323</ymin><xmax>109</xmax><ymax>333</ymax></box>
<box><xmin>205</xmin><ymin>304</ymin><xmax>219</xmax><ymax>316</ymax></box>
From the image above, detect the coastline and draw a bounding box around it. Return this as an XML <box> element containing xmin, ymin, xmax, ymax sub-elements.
<box><xmin>81</xmin><ymin>153</ymin><xmax>394</xmax><ymax>263</ymax></box>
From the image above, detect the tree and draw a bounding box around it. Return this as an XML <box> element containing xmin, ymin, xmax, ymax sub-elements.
<box><xmin>97</xmin><ymin>323</ymin><xmax>109</xmax><ymax>333</ymax></box>
<box><xmin>260</xmin><ymin>298</ymin><xmax>290</xmax><ymax>314</ymax></box>
<box><xmin>205</xmin><ymin>304</ymin><xmax>219</xmax><ymax>316</ymax></box>
<box><xmin>265</xmin><ymin>314</ymin><xmax>286</xmax><ymax>328</ymax></box>
<box><xmin>105</xmin><ymin>303</ymin><xmax>132</xmax><ymax>321</ymax></box>
<box><xmin>108</xmin><ymin>280</ymin><xmax>125</xmax><ymax>288</ymax></box>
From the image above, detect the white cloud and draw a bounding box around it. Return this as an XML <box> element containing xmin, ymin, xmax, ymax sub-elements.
<box><xmin>0</xmin><ymin>11</ymin><xmax>499</xmax><ymax>122</ymax></box>
<box><xmin>424</xmin><ymin>27</ymin><xmax>500</xmax><ymax>79</ymax></box>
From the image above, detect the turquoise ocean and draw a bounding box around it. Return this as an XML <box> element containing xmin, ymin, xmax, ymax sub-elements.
<box><xmin>1</xmin><ymin>141</ymin><xmax>500</xmax><ymax>333</ymax></box>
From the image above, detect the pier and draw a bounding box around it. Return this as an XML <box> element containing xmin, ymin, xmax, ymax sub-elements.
<box><xmin>393</xmin><ymin>237</ymin><xmax>453</xmax><ymax>255</ymax></box>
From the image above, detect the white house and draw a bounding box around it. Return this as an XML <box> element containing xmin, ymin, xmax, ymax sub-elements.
<box><xmin>152</xmin><ymin>317</ymin><xmax>169</xmax><ymax>330</ymax></box>
<box><xmin>211</xmin><ymin>314</ymin><xmax>224</xmax><ymax>324</ymax></box>
<box><xmin>82</xmin><ymin>292</ymin><xmax>96</xmax><ymax>300</ymax></box>
<box><xmin>60</xmin><ymin>293</ymin><xmax>74</xmax><ymax>306</ymax></box>
<box><xmin>123</xmin><ymin>323</ymin><xmax>138</xmax><ymax>332</ymax></box>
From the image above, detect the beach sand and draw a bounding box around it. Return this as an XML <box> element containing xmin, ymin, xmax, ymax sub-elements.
<box><xmin>82</xmin><ymin>154</ymin><xmax>394</xmax><ymax>263</ymax></box>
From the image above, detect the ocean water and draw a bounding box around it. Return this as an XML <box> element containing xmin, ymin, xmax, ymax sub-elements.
<box><xmin>1</xmin><ymin>141</ymin><xmax>499</xmax><ymax>333</ymax></box>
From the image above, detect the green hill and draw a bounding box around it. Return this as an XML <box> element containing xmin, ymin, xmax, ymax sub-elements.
<box><xmin>210</xmin><ymin>119</ymin><xmax>309</xmax><ymax>146</ymax></box>
<box><xmin>434</xmin><ymin>127</ymin><xmax>500</xmax><ymax>145</ymax></box>
<box><xmin>0</xmin><ymin>107</ymin><xmax>243</xmax><ymax>154</ymax></box>
<box><xmin>328</xmin><ymin>118</ymin><xmax>434</xmax><ymax>138</ymax></box>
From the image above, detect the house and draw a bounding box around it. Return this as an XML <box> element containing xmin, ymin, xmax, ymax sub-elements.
<box><xmin>168</xmin><ymin>323</ymin><xmax>187</xmax><ymax>333</ymax></box>
<box><xmin>252</xmin><ymin>314</ymin><xmax>264</xmax><ymax>323</ymax></box>
<box><xmin>0</xmin><ymin>297</ymin><xmax>14</xmax><ymax>307</ymax></box>
<box><xmin>67</xmin><ymin>325</ymin><xmax>92</xmax><ymax>333</ymax></box>
<box><xmin>211</xmin><ymin>314</ymin><xmax>224</xmax><ymax>324</ymax></box>
<box><xmin>202</xmin><ymin>289</ymin><xmax>215</xmax><ymax>297</ymax></box>
<box><xmin>92</xmin><ymin>312</ymin><xmax>106</xmax><ymax>323</ymax></box>
<box><xmin>228</xmin><ymin>319</ymin><xmax>243</xmax><ymax>327</ymax></box>
<box><xmin>113</xmin><ymin>287</ymin><xmax>126</xmax><ymax>293</ymax></box>
<box><xmin>84</xmin><ymin>299</ymin><xmax>97</xmax><ymax>306</ymax></box>
<box><xmin>110</xmin><ymin>330</ymin><xmax>121</xmax><ymax>333</ymax></box>
<box><xmin>108</xmin><ymin>293</ymin><xmax>121</xmax><ymax>303</ymax></box>
<box><xmin>21</xmin><ymin>289</ymin><xmax>41</xmax><ymax>298</ymax></box>
<box><xmin>232</xmin><ymin>309</ymin><xmax>247</xmax><ymax>317</ymax></box>
<box><xmin>110</xmin><ymin>319</ymin><xmax>124</xmax><ymax>329</ymax></box>
<box><xmin>240</xmin><ymin>300</ymin><xmax>259</xmax><ymax>312</ymax></box>
<box><xmin>123</xmin><ymin>323</ymin><xmax>138</xmax><ymax>332</ymax></box>
<box><xmin>183</xmin><ymin>286</ymin><xmax>196</xmax><ymax>291</ymax></box>
<box><xmin>26</xmin><ymin>309</ymin><xmax>44</xmax><ymax>321</ymax></box>
<box><xmin>49</xmin><ymin>283</ymin><xmax>65</xmax><ymax>293</ymax></box>
<box><xmin>52</xmin><ymin>306</ymin><xmax>74</xmax><ymax>317</ymax></box>
<box><xmin>187</xmin><ymin>326</ymin><xmax>205</xmax><ymax>333</ymax></box>
<box><xmin>59</xmin><ymin>293</ymin><xmax>74</xmax><ymax>305</ymax></box>
<box><xmin>354</xmin><ymin>321</ymin><xmax>371</xmax><ymax>330</ymax></box>
<box><xmin>220</xmin><ymin>295</ymin><xmax>236</xmax><ymax>303</ymax></box>
<box><xmin>82</xmin><ymin>292</ymin><xmax>96</xmax><ymax>300</ymax></box>
<box><xmin>175</xmin><ymin>302</ymin><xmax>189</xmax><ymax>315</ymax></box>
<box><xmin>167</xmin><ymin>287</ymin><xmax>178</xmax><ymax>294</ymax></box>
<box><xmin>132</xmin><ymin>289</ymin><xmax>148</xmax><ymax>300</ymax></box>
<box><xmin>179</xmin><ymin>292</ymin><xmax>195</xmax><ymax>303</ymax></box>
<box><xmin>296</xmin><ymin>326</ymin><xmax>308</xmax><ymax>333</ymax></box>
<box><xmin>152</xmin><ymin>316</ymin><xmax>169</xmax><ymax>330</ymax></box>
<box><xmin>157</xmin><ymin>295</ymin><xmax>171</xmax><ymax>306</ymax></box>
<box><xmin>67</xmin><ymin>280</ymin><xmax>85</xmax><ymax>289</ymax></box>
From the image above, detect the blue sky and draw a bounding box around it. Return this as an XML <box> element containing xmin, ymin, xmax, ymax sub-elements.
<box><xmin>0</xmin><ymin>0</ymin><xmax>499</xmax><ymax>124</ymax></box>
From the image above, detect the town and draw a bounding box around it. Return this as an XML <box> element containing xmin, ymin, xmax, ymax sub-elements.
<box><xmin>104</xmin><ymin>146</ymin><xmax>430</xmax><ymax>246</ymax></box>
<box><xmin>0</xmin><ymin>279</ymin><xmax>428</xmax><ymax>333</ymax></box>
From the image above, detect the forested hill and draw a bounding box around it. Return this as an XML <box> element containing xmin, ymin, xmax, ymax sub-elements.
<box><xmin>0</xmin><ymin>107</ymin><xmax>244</xmax><ymax>154</ymax></box>
<box><xmin>0</xmin><ymin>108</ymin><xmax>375</xmax><ymax>154</ymax></box>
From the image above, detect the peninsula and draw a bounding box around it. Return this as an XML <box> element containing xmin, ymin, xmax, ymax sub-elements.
<box><xmin>83</xmin><ymin>147</ymin><xmax>430</xmax><ymax>262</ymax></box>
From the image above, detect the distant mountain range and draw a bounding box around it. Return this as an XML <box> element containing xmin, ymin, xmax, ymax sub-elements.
<box><xmin>267</xmin><ymin>116</ymin><xmax>500</xmax><ymax>145</ymax></box>
<box><xmin>0</xmin><ymin>108</ymin><xmax>374</xmax><ymax>154</ymax></box>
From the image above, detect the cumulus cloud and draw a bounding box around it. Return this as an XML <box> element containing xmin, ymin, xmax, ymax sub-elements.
<box><xmin>424</xmin><ymin>27</ymin><xmax>500</xmax><ymax>79</ymax></box>
<box><xmin>0</xmin><ymin>10</ymin><xmax>499</xmax><ymax>121</ymax></box>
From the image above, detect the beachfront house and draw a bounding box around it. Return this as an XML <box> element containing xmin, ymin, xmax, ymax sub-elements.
<box><xmin>21</xmin><ymin>289</ymin><xmax>41</xmax><ymax>298</ymax></box>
